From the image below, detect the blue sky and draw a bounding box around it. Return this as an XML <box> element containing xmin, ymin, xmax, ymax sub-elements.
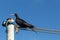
<box><xmin>0</xmin><ymin>0</ymin><xmax>60</xmax><ymax>40</ymax></box>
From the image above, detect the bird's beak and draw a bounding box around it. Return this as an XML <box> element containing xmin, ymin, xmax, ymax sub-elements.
<box><xmin>11</xmin><ymin>14</ymin><xmax>14</xmax><ymax>16</ymax></box>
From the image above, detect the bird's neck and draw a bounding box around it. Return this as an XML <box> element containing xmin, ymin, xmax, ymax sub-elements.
<box><xmin>16</xmin><ymin>16</ymin><xmax>20</xmax><ymax>19</ymax></box>
<box><xmin>15</xmin><ymin>14</ymin><xmax>18</xmax><ymax>17</ymax></box>
<box><xmin>15</xmin><ymin>14</ymin><xmax>21</xmax><ymax>19</ymax></box>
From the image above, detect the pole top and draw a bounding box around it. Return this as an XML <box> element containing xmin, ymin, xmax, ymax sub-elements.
<box><xmin>2</xmin><ymin>18</ymin><xmax>14</xmax><ymax>27</ymax></box>
<box><xmin>7</xmin><ymin>18</ymin><xmax>14</xmax><ymax>23</ymax></box>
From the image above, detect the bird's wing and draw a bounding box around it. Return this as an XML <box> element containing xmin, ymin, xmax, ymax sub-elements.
<box><xmin>24</xmin><ymin>23</ymin><xmax>33</xmax><ymax>26</ymax></box>
<box><xmin>19</xmin><ymin>18</ymin><xmax>27</xmax><ymax>23</ymax></box>
<box><xmin>16</xmin><ymin>18</ymin><xmax>33</xmax><ymax>26</ymax></box>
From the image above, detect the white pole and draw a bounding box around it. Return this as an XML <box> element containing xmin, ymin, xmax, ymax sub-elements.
<box><xmin>7</xmin><ymin>24</ymin><xmax>14</xmax><ymax>40</ymax></box>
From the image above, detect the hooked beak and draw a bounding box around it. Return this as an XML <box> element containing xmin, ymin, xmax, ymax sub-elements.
<box><xmin>11</xmin><ymin>14</ymin><xmax>15</xmax><ymax>16</ymax></box>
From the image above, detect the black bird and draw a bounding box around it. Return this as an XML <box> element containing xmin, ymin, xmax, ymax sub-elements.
<box><xmin>11</xmin><ymin>13</ymin><xmax>36</xmax><ymax>32</ymax></box>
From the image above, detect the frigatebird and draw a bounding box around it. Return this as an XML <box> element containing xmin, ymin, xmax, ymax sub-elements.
<box><xmin>11</xmin><ymin>13</ymin><xmax>36</xmax><ymax>32</ymax></box>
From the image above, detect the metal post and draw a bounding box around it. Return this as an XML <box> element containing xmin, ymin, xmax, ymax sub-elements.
<box><xmin>5</xmin><ymin>18</ymin><xmax>15</xmax><ymax>40</ymax></box>
<box><xmin>7</xmin><ymin>24</ymin><xmax>14</xmax><ymax>40</ymax></box>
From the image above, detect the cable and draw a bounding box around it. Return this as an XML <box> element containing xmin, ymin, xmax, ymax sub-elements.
<box><xmin>19</xmin><ymin>28</ymin><xmax>60</xmax><ymax>34</ymax></box>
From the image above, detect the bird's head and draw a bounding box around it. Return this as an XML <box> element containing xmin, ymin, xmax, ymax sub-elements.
<box><xmin>11</xmin><ymin>13</ymin><xmax>18</xmax><ymax>17</ymax></box>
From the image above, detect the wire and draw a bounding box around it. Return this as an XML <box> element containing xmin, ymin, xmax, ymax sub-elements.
<box><xmin>19</xmin><ymin>28</ymin><xmax>60</xmax><ymax>34</ymax></box>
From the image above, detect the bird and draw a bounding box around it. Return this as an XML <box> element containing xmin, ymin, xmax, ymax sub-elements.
<box><xmin>11</xmin><ymin>13</ymin><xmax>36</xmax><ymax>32</ymax></box>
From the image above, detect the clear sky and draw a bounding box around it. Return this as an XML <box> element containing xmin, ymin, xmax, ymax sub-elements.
<box><xmin>0</xmin><ymin>0</ymin><xmax>60</xmax><ymax>40</ymax></box>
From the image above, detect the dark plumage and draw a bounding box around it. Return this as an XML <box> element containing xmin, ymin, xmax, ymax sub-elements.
<box><xmin>13</xmin><ymin>13</ymin><xmax>34</xmax><ymax>30</ymax></box>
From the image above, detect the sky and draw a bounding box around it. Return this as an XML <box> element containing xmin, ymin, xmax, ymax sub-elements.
<box><xmin>0</xmin><ymin>0</ymin><xmax>60</xmax><ymax>40</ymax></box>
